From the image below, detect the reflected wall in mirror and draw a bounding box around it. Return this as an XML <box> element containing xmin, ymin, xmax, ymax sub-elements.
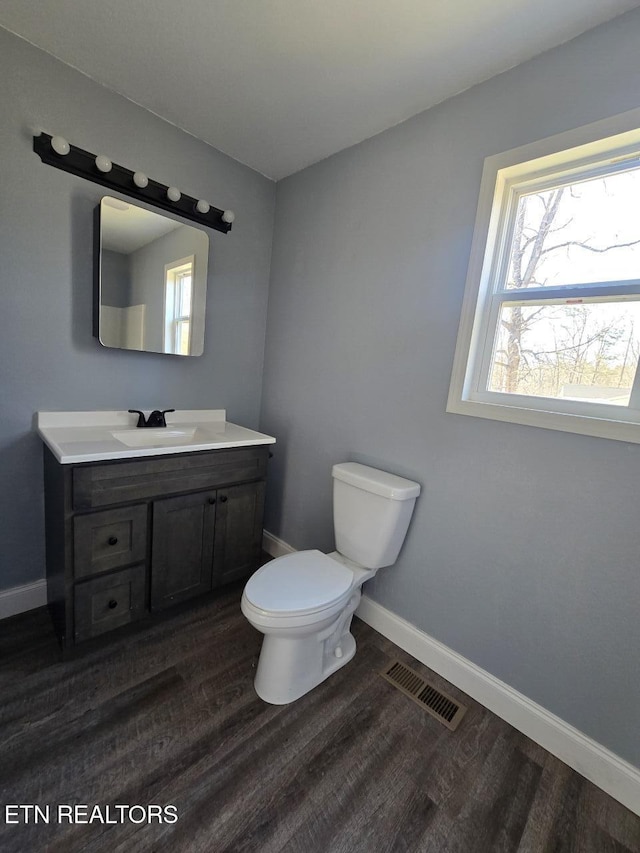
<box><xmin>95</xmin><ymin>196</ymin><xmax>209</xmax><ymax>356</ymax></box>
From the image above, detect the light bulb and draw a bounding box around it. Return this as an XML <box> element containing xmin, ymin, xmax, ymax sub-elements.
<box><xmin>196</xmin><ymin>199</ymin><xmax>210</xmax><ymax>215</ymax></box>
<box><xmin>167</xmin><ymin>186</ymin><xmax>181</xmax><ymax>202</ymax></box>
<box><xmin>222</xmin><ymin>210</ymin><xmax>235</xmax><ymax>224</ymax></box>
<box><xmin>51</xmin><ymin>136</ymin><xmax>70</xmax><ymax>156</ymax></box>
<box><xmin>95</xmin><ymin>155</ymin><xmax>112</xmax><ymax>173</ymax></box>
<box><xmin>133</xmin><ymin>171</ymin><xmax>148</xmax><ymax>189</ymax></box>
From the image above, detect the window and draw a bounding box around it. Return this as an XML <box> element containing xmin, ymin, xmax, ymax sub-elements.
<box><xmin>164</xmin><ymin>256</ymin><xmax>194</xmax><ymax>355</ymax></box>
<box><xmin>448</xmin><ymin>113</ymin><xmax>640</xmax><ymax>444</ymax></box>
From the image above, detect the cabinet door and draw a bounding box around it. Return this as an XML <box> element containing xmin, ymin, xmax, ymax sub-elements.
<box><xmin>151</xmin><ymin>491</ymin><xmax>216</xmax><ymax>611</ymax></box>
<box><xmin>212</xmin><ymin>481</ymin><xmax>266</xmax><ymax>588</ymax></box>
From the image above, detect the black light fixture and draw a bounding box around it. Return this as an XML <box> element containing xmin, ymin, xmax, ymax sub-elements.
<box><xmin>33</xmin><ymin>131</ymin><xmax>235</xmax><ymax>234</ymax></box>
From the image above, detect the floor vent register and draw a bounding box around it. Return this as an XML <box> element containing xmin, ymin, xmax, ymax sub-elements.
<box><xmin>380</xmin><ymin>660</ymin><xmax>467</xmax><ymax>731</ymax></box>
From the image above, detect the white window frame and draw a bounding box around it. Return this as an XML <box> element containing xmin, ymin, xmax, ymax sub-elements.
<box><xmin>447</xmin><ymin>107</ymin><xmax>640</xmax><ymax>444</ymax></box>
<box><xmin>163</xmin><ymin>255</ymin><xmax>195</xmax><ymax>355</ymax></box>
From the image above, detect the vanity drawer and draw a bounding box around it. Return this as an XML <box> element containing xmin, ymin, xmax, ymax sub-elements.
<box><xmin>73</xmin><ymin>505</ymin><xmax>148</xmax><ymax>579</ymax></box>
<box><xmin>72</xmin><ymin>447</ymin><xmax>268</xmax><ymax>509</ymax></box>
<box><xmin>74</xmin><ymin>565</ymin><xmax>146</xmax><ymax>641</ymax></box>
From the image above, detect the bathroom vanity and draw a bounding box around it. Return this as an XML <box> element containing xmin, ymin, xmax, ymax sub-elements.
<box><xmin>38</xmin><ymin>410</ymin><xmax>275</xmax><ymax>650</ymax></box>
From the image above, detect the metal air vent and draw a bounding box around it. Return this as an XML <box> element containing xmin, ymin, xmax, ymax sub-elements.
<box><xmin>381</xmin><ymin>660</ymin><xmax>467</xmax><ymax>731</ymax></box>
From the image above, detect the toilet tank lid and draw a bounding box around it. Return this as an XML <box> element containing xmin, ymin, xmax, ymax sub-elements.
<box><xmin>332</xmin><ymin>462</ymin><xmax>421</xmax><ymax>500</ymax></box>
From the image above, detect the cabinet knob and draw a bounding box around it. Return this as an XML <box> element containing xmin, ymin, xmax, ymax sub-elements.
<box><xmin>220</xmin><ymin>495</ymin><xmax>228</xmax><ymax>503</ymax></box>
<box><xmin>108</xmin><ymin>536</ymin><xmax>118</xmax><ymax>546</ymax></box>
<box><xmin>208</xmin><ymin>497</ymin><xmax>216</xmax><ymax>505</ymax></box>
<box><xmin>108</xmin><ymin>599</ymin><xmax>118</xmax><ymax>610</ymax></box>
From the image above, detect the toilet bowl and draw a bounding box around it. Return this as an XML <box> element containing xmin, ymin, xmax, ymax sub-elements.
<box><xmin>242</xmin><ymin>462</ymin><xmax>420</xmax><ymax>704</ymax></box>
<box><xmin>242</xmin><ymin>549</ymin><xmax>371</xmax><ymax>704</ymax></box>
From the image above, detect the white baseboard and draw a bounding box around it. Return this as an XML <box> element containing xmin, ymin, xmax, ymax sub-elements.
<box><xmin>262</xmin><ymin>530</ymin><xmax>297</xmax><ymax>559</ymax></box>
<box><xmin>357</xmin><ymin>594</ymin><xmax>640</xmax><ymax>817</ymax></box>
<box><xmin>0</xmin><ymin>579</ymin><xmax>47</xmax><ymax>619</ymax></box>
<box><xmin>260</xmin><ymin>531</ymin><xmax>640</xmax><ymax>816</ymax></box>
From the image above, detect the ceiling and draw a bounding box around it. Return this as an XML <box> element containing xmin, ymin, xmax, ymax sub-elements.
<box><xmin>1</xmin><ymin>0</ymin><xmax>639</xmax><ymax>180</ymax></box>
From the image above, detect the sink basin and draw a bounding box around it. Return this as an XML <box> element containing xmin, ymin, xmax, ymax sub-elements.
<box><xmin>111</xmin><ymin>427</ymin><xmax>198</xmax><ymax>447</ymax></box>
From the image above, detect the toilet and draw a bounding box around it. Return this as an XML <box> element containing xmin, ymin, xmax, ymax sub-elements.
<box><xmin>241</xmin><ymin>462</ymin><xmax>420</xmax><ymax>704</ymax></box>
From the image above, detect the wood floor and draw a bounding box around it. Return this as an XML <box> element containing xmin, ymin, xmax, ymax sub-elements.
<box><xmin>0</xmin><ymin>583</ymin><xmax>639</xmax><ymax>853</ymax></box>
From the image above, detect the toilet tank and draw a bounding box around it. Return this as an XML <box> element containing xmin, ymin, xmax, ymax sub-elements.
<box><xmin>332</xmin><ymin>463</ymin><xmax>420</xmax><ymax>569</ymax></box>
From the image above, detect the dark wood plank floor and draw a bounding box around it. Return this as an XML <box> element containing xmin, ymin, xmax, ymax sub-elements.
<box><xmin>0</xmin><ymin>583</ymin><xmax>639</xmax><ymax>853</ymax></box>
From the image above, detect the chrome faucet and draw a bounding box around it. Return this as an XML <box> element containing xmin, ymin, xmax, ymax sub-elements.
<box><xmin>128</xmin><ymin>409</ymin><xmax>175</xmax><ymax>428</ymax></box>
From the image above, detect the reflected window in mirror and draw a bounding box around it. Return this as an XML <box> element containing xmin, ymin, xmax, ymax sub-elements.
<box><xmin>95</xmin><ymin>197</ymin><xmax>209</xmax><ymax>356</ymax></box>
<box><xmin>164</xmin><ymin>256</ymin><xmax>194</xmax><ymax>355</ymax></box>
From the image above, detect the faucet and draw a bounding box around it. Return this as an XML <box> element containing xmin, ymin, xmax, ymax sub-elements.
<box><xmin>128</xmin><ymin>409</ymin><xmax>175</xmax><ymax>428</ymax></box>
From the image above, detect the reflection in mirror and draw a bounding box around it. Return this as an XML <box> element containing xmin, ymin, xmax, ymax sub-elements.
<box><xmin>95</xmin><ymin>196</ymin><xmax>209</xmax><ymax>356</ymax></box>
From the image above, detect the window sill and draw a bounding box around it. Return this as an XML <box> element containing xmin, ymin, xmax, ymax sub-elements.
<box><xmin>446</xmin><ymin>396</ymin><xmax>640</xmax><ymax>444</ymax></box>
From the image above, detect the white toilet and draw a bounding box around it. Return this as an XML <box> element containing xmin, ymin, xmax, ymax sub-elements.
<box><xmin>241</xmin><ymin>462</ymin><xmax>420</xmax><ymax>704</ymax></box>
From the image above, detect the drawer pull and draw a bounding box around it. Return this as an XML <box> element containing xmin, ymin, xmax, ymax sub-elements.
<box><xmin>108</xmin><ymin>599</ymin><xmax>118</xmax><ymax>610</ymax></box>
<box><xmin>208</xmin><ymin>497</ymin><xmax>216</xmax><ymax>505</ymax></box>
<box><xmin>108</xmin><ymin>536</ymin><xmax>118</xmax><ymax>546</ymax></box>
<box><xmin>220</xmin><ymin>495</ymin><xmax>228</xmax><ymax>503</ymax></box>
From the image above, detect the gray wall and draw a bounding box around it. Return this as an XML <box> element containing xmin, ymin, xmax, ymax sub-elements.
<box><xmin>260</xmin><ymin>9</ymin><xmax>640</xmax><ymax>766</ymax></box>
<box><xmin>0</xmin><ymin>29</ymin><xmax>275</xmax><ymax>589</ymax></box>
<box><xmin>100</xmin><ymin>250</ymin><xmax>131</xmax><ymax>308</ymax></box>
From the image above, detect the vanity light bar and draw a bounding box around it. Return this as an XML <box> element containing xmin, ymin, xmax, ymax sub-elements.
<box><xmin>33</xmin><ymin>132</ymin><xmax>233</xmax><ymax>234</ymax></box>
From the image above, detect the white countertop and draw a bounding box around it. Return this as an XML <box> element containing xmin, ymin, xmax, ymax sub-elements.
<box><xmin>37</xmin><ymin>409</ymin><xmax>276</xmax><ymax>464</ymax></box>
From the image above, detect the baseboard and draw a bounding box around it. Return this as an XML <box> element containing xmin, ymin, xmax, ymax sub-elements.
<box><xmin>357</xmin><ymin>594</ymin><xmax>640</xmax><ymax>817</ymax></box>
<box><xmin>262</xmin><ymin>530</ymin><xmax>297</xmax><ymax>559</ymax></box>
<box><xmin>0</xmin><ymin>579</ymin><xmax>47</xmax><ymax>619</ymax></box>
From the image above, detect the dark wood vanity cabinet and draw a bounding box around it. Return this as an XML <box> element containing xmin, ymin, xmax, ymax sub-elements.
<box><xmin>44</xmin><ymin>445</ymin><xmax>269</xmax><ymax>649</ymax></box>
<box><xmin>149</xmin><ymin>481</ymin><xmax>265</xmax><ymax>611</ymax></box>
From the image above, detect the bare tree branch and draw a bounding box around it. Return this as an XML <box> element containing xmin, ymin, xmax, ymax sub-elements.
<box><xmin>521</xmin><ymin>188</ymin><xmax>565</xmax><ymax>285</ymax></box>
<box><xmin>526</xmin><ymin>328</ymin><xmax>619</xmax><ymax>358</ymax></box>
<box><xmin>538</xmin><ymin>237</ymin><xmax>640</xmax><ymax>257</ymax></box>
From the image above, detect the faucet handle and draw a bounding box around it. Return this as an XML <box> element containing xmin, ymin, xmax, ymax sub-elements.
<box><xmin>128</xmin><ymin>409</ymin><xmax>147</xmax><ymax>428</ymax></box>
<box><xmin>145</xmin><ymin>408</ymin><xmax>175</xmax><ymax>427</ymax></box>
<box><xmin>129</xmin><ymin>408</ymin><xmax>175</xmax><ymax>427</ymax></box>
<box><xmin>158</xmin><ymin>409</ymin><xmax>175</xmax><ymax>427</ymax></box>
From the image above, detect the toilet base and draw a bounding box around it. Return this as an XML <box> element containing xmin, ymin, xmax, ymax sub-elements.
<box><xmin>247</xmin><ymin>571</ymin><xmax>369</xmax><ymax>705</ymax></box>
<box><xmin>254</xmin><ymin>629</ymin><xmax>357</xmax><ymax>705</ymax></box>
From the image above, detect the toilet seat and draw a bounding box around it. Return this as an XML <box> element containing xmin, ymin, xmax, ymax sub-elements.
<box><xmin>244</xmin><ymin>550</ymin><xmax>354</xmax><ymax>618</ymax></box>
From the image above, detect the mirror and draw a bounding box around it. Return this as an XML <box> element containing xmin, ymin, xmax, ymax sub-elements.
<box><xmin>94</xmin><ymin>196</ymin><xmax>209</xmax><ymax>356</ymax></box>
